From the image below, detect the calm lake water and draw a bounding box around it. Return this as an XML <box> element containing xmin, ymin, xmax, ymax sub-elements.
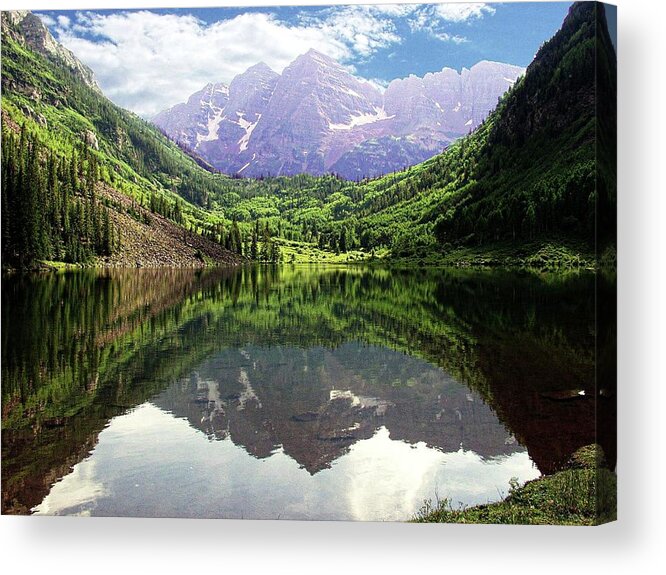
<box><xmin>1</xmin><ymin>265</ymin><xmax>615</xmax><ymax>520</ymax></box>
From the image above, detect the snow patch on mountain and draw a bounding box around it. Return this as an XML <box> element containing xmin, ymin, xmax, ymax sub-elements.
<box><xmin>329</xmin><ymin>107</ymin><xmax>394</xmax><ymax>131</ymax></box>
<box><xmin>339</xmin><ymin>86</ymin><xmax>362</xmax><ymax>98</ymax></box>
<box><xmin>198</xmin><ymin>111</ymin><xmax>224</xmax><ymax>143</ymax></box>
<box><xmin>238</xmin><ymin>114</ymin><xmax>260</xmax><ymax>152</ymax></box>
<box><xmin>238</xmin><ymin>153</ymin><xmax>257</xmax><ymax>174</ymax></box>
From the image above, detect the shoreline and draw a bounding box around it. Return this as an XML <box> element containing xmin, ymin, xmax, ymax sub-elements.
<box><xmin>2</xmin><ymin>245</ymin><xmax>613</xmax><ymax>274</ymax></box>
<box><xmin>411</xmin><ymin>445</ymin><xmax>616</xmax><ymax>526</ymax></box>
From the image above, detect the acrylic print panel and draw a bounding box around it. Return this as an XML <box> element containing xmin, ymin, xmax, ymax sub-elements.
<box><xmin>0</xmin><ymin>2</ymin><xmax>616</xmax><ymax>524</ymax></box>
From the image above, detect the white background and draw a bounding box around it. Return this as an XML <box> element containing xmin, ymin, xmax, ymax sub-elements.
<box><xmin>1</xmin><ymin>1</ymin><xmax>664</xmax><ymax>573</ymax></box>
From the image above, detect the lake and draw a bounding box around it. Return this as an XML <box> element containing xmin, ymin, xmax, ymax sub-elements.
<box><xmin>1</xmin><ymin>265</ymin><xmax>615</xmax><ymax>520</ymax></box>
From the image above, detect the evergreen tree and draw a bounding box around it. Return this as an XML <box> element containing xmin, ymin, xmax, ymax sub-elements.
<box><xmin>250</xmin><ymin>221</ymin><xmax>259</xmax><ymax>260</ymax></box>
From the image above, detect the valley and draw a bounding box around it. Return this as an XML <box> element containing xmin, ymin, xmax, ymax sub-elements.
<box><xmin>1</xmin><ymin>4</ymin><xmax>615</xmax><ymax>271</ymax></box>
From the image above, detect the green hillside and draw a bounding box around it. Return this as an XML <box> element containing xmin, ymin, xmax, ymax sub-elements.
<box><xmin>1</xmin><ymin>11</ymin><xmax>248</xmax><ymax>268</ymax></box>
<box><xmin>343</xmin><ymin>1</ymin><xmax>616</xmax><ymax>264</ymax></box>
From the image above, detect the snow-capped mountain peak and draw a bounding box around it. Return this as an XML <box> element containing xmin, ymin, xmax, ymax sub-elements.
<box><xmin>153</xmin><ymin>51</ymin><xmax>524</xmax><ymax>179</ymax></box>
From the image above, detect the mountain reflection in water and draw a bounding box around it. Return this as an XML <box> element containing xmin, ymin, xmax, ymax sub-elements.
<box><xmin>2</xmin><ymin>266</ymin><xmax>614</xmax><ymax>518</ymax></box>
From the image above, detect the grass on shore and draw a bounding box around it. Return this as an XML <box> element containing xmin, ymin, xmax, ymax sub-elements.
<box><xmin>278</xmin><ymin>238</ymin><xmax>598</xmax><ymax>269</ymax></box>
<box><xmin>412</xmin><ymin>445</ymin><xmax>616</xmax><ymax>525</ymax></box>
<box><xmin>0</xmin><ymin>260</ymin><xmax>85</xmax><ymax>273</ymax></box>
<box><xmin>391</xmin><ymin>239</ymin><xmax>597</xmax><ymax>269</ymax></box>
<box><xmin>275</xmin><ymin>238</ymin><xmax>383</xmax><ymax>264</ymax></box>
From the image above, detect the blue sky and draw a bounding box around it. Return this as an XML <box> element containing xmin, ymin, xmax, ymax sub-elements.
<box><xmin>36</xmin><ymin>2</ymin><xmax>572</xmax><ymax>118</ymax></box>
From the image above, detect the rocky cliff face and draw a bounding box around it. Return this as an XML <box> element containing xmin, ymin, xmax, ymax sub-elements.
<box><xmin>1</xmin><ymin>11</ymin><xmax>101</xmax><ymax>93</ymax></box>
<box><xmin>153</xmin><ymin>49</ymin><xmax>524</xmax><ymax>179</ymax></box>
<box><xmin>197</xmin><ymin>63</ymin><xmax>279</xmax><ymax>173</ymax></box>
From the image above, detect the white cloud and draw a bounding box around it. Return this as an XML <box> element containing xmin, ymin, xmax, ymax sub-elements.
<box><xmin>49</xmin><ymin>7</ymin><xmax>405</xmax><ymax>118</ymax></box>
<box><xmin>363</xmin><ymin>77</ymin><xmax>389</xmax><ymax>94</ymax></box>
<box><xmin>408</xmin><ymin>3</ymin><xmax>494</xmax><ymax>44</ymax></box>
<box><xmin>366</xmin><ymin>4</ymin><xmax>421</xmax><ymax>18</ymax></box>
<box><xmin>433</xmin><ymin>3</ymin><xmax>496</xmax><ymax>23</ymax></box>
<box><xmin>56</xmin><ymin>14</ymin><xmax>71</xmax><ymax>29</ymax></box>
<box><xmin>314</xmin><ymin>5</ymin><xmax>401</xmax><ymax>59</ymax></box>
<box><xmin>431</xmin><ymin>31</ymin><xmax>469</xmax><ymax>44</ymax></box>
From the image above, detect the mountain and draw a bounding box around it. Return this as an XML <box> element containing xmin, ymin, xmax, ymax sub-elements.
<box><xmin>153</xmin><ymin>50</ymin><xmax>523</xmax><ymax>179</ymax></box>
<box><xmin>153</xmin><ymin>343</ymin><xmax>525</xmax><ymax>474</ymax></box>
<box><xmin>1</xmin><ymin>10</ymin><xmax>100</xmax><ymax>93</ymax></box>
<box><xmin>151</xmin><ymin>82</ymin><xmax>230</xmax><ymax>151</ymax></box>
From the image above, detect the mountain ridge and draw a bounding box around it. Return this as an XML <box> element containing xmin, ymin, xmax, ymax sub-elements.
<box><xmin>153</xmin><ymin>49</ymin><xmax>524</xmax><ymax>179</ymax></box>
<box><xmin>2</xmin><ymin>10</ymin><xmax>101</xmax><ymax>93</ymax></box>
<box><xmin>352</xmin><ymin>1</ymin><xmax>616</xmax><ymax>261</ymax></box>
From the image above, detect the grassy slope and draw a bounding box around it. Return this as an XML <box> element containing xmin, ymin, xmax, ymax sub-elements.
<box><xmin>1</xmin><ymin>17</ymin><xmax>229</xmax><ymax>214</ymax></box>
<box><xmin>2</xmin><ymin>104</ymin><xmax>242</xmax><ymax>268</ymax></box>
<box><xmin>276</xmin><ymin>238</ymin><xmax>379</xmax><ymax>264</ymax></box>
